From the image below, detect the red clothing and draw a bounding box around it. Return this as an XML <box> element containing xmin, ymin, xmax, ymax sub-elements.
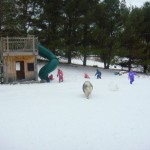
<box><xmin>48</xmin><ymin>74</ymin><xmax>54</xmax><ymax>80</ymax></box>
<box><xmin>57</xmin><ymin>69</ymin><xmax>63</xmax><ymax>82</ymax></box>
<box><xmin>84</xmin><ymin>73</ymin><xmax>90</xmax><ymax>79</ymax></box>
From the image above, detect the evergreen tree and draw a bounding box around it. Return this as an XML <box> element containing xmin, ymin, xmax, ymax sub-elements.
<box><xmin>0</xmin><ymin>0</ymin><xmax>17</xmax><ymax>36</ymax></box>
<box><xmin>140</xmin><ymin>2</ymin><xmax>150</xmax><ymax>73</ymax></box>
<box><xmin>35</xmin><ymin>0</ymin><xmax>63</xmax><ymax>53</ymax></box>
<box><xmin>93</xmin><ymin>0</ymin><xmax>122</xmax><ymax>69</ymax></box>
<box><xmin>15</xmin><ymin>0</ymin><xmax>43</xmax><ymax>35</ymax></box>
<box><xmin>62</xmin><ymin>0</ymin><xmax>81</xmax><ymax>63</ymax></box>
<box><xmin>77</xmin><ymin>0</ymin><xmax>99</xmax><ymax>66</ymax></box>
<box><xmin>120</xmin><ymin>7</ymin><xmax>144</xmax><ymax>71</ymax></box>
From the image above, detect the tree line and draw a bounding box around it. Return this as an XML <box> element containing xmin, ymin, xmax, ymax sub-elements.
<box><xmin>0</xmin><ymin>0</ymin><xmax>150</xmax><ymax>72</ymax></box>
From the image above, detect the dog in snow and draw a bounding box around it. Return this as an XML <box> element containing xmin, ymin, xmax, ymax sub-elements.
<box><xmin>83</xmin><ymin>81</ymin><xmax>93</xmax><ymax>99</ymax></box>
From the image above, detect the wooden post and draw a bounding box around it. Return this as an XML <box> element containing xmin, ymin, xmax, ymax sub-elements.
<box><xmin>35</xmin><ymin>56</ymin><xmax>38</xmax><ymax>81</ymax></box>
<box><xmin>7</xmin><ymin>36</ymin><xmax>9</xmax><ymax>52</ymax></box>
<box><xmin>33</xmin><ymin>36</ymin><xmax>35</xmax><ymax>53</ymax></box>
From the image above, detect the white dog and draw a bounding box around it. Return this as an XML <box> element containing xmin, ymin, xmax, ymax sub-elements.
<box><xmin>83</xmin><ymin>81</ymin><xmax>93</xmax><ymax>99</ymax></box>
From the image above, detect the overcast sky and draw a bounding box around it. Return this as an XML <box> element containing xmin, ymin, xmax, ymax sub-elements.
<box><xmin>125</xmin><ymin>0</ymin><xmax>148</xmax><ymax>7</ymax></box>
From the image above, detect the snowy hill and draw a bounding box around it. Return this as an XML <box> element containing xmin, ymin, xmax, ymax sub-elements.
<box><xmin>0</xmin><ymin>60</ymin><xmax>150</xmax><ymax>150</ymax></box>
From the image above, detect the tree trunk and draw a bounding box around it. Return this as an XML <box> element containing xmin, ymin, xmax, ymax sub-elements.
<box><xmin>143</xmin><ymin>43</ymin><xmax>149</xmax><ymax>73</ymax></box>
<box><xmin>106</xmin><ymin>63</ymin><xmax>110</xmax><ymax>69</ymax></box>
<box><xmin>104</xmin><ymin>61</ymin><xmax>107</xmax><ymax>69</ymax></box>
<box><xmin>128</xmin><ymin>57</ymin><xmax>132</xmax><ymax>71</ymax></box>
<box><xmin>67</xmin><ymin>49</ymin><xmax>71</xmax><ymax>64</ymax></box>
<box><xmin>83</xmin><ymin>52</ymin><xmax>87</xmax><ymax>66</ymax></box>
<box><xmin>143</xmin><ymin>64</ymin><xmax>147</xmax><ymax>73</ymax></box>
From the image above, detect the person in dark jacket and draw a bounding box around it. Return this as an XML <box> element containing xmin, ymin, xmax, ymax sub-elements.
<box><xmin>95</xmin><ymin>69</ymin><xmax>101</xmax><ymax>79</ymax></box>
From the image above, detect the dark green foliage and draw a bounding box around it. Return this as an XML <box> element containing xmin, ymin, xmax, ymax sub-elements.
<box><xmin>0</xmin><ymin>0</ymin><xmax>18</xmax><ymax>36</ymax></box>
<box><xmin>1</xmin><ymin>0</ymin><xmax>150</xmax><ymax>71</ymax></box>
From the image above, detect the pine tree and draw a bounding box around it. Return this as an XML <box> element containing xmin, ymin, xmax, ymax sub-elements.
<box><xmin>0</xmin><ymin>0</ymin><xmax>17</xmax><ymax>36</ymax></box>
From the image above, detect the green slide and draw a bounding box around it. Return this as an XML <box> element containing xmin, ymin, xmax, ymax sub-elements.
<box><xmin>38</xmin><ymin>44</ymin><xmax>59</xmax><ymax>81</ymax></box>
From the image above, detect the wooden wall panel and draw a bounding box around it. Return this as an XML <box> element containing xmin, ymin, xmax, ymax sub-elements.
<box><xmin>4</xmin><ymin>55</ymin><xmax>38</xmax><ymax>82</ymax></box>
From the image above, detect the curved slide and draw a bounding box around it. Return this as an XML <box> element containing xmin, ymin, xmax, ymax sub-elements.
<box><xmin>38</xmin><ymin>44</ymin><xmax>59</xmax><ymax>81</ymax></box>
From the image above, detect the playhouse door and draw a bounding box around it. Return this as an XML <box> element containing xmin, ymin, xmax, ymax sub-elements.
<box><xmin>16</xmin><ymin>61</ymin><xmax>25</xmax><ymax>80</ymax></box>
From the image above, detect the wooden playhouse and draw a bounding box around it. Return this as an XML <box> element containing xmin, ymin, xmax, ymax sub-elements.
<box><xmin>0</xmin><ymin>36</ymin><xmax>39</xmax><ymax>83</ymax></box>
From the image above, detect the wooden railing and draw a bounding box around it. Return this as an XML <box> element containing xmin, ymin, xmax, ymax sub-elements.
<box><xmin>0</xmin><ymin>36</ymin><xmax>38</xmax><ymax>52</ymax></box>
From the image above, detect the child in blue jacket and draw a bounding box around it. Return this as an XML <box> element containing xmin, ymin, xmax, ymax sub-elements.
<box><xmin>95</xmin><ymin>69</ymin><xmax>101</xmax><ymax>79</ymax></box>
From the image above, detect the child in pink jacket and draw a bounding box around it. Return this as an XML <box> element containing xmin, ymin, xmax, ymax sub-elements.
<box><xmin>57</xmin><ymin>69</ymin><xmax>63</xmax><ymax>82</ymax></box>
<box><xmin>84</xmin><ymin>73</ymin><xmax>90</xmax><ymax>79</ymax></box>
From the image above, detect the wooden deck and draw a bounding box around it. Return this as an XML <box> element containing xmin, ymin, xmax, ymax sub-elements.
<box><xmin>0</xmin><ymin>36</ymin><xmax>38</xmax><ymax>53</ymax></box>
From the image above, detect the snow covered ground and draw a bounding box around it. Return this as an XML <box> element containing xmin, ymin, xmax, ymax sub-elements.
<box><xmin>0</xmin><ymin>59</ymin><xmax>150</xmax><ymax>150</ymax></box>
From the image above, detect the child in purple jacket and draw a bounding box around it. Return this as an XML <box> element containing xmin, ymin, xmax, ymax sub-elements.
<box><xmin>128</xmin><ymin>70</ymin><xmax>136</xmax><ymax>84</ymax></box>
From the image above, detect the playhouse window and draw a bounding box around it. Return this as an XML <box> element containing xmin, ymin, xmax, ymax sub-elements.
<box><xmin>27</xmin><ymin>63</ymin><xmax>34</xmax><ymax>71</ymax></box>
<box><xmin>16</xmin><ymin>62</ymin><xmax>21</xmax><ymax>71</ymax></box>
